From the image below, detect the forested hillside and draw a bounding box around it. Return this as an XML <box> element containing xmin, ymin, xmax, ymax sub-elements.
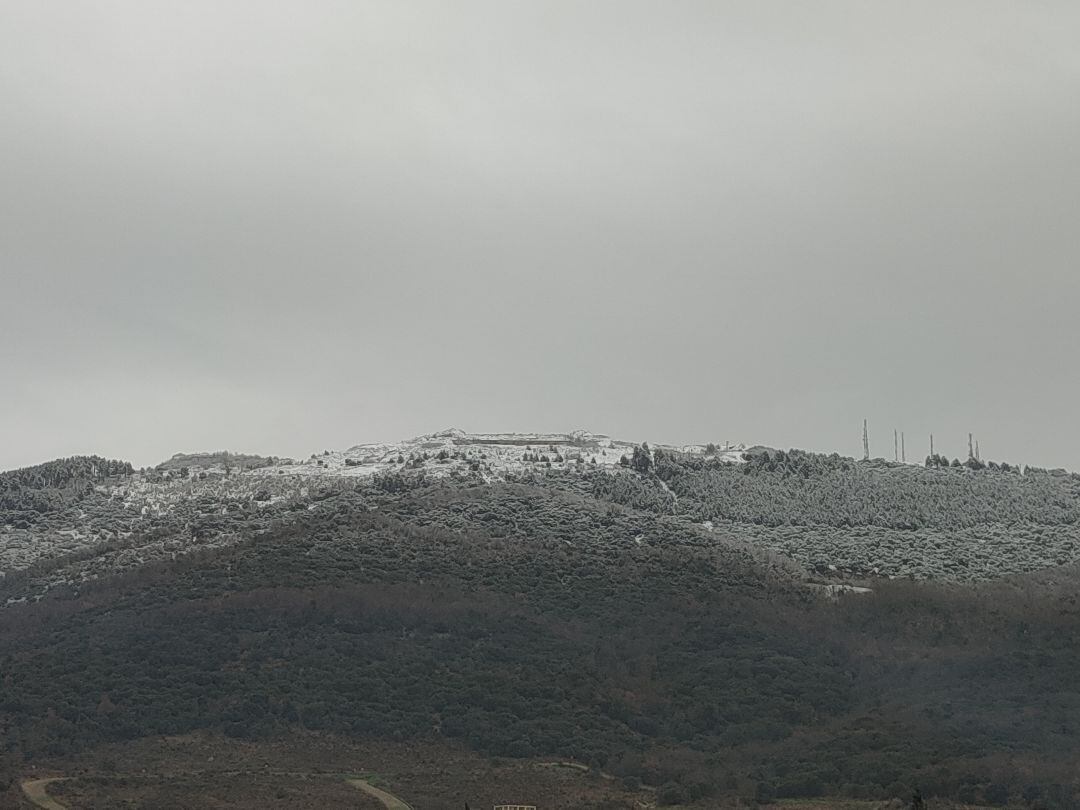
<box><xmin>0</xmin><ymin>456</ymin><xmax>133</xmax><ymax>512</ymax></box>
<box><xmin>2</xmin><ymin>477</ymin><xmax>1079</xmax><ymax>807</ymax></box>
<box><xmin>655</xmin><ymin>449</ymin><xmax>1080</xmax><ymax>529</ymax></box>
<box><xmin>561</xmin><ymin>448</ymin><xmax>1080</xmax><ymax>580</ymax></box>
<box><xmin>155</xmin><ymin>450</ymin><xmax>279</xmax><ymax>473</ymax></box>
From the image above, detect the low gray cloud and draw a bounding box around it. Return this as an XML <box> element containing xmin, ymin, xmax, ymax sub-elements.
<box><xmin>2</xmin><ymin>1</ymin><xmax>1079</xmax><ymax>469</ymax></box>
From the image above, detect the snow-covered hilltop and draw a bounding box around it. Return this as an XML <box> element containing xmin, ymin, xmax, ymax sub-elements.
<box><xmin>256</xmin><ymin>428</ymin><xmax>747</xmax><ymax>479</ymax></box>
<box><xmin>1</xmin><ymin>430</ymin><xmax>747</xmax><ymax>601</ymax></box>
<box><xmin>6</xmin><ymin>429</ymin><xmax>1080</xmax><ymax>605</ymax></box>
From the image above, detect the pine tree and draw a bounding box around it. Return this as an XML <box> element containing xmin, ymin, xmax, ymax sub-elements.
<box><xmin>630</xmin><ymin>445</ymin><xmax>652</xmax><ymax>474</ymax></box>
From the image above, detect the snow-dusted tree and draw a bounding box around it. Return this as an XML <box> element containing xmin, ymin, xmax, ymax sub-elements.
<box><xmin>631</xmin><ymin>444</ymin><xmax>652</xmax><ymax>474</ymax></box>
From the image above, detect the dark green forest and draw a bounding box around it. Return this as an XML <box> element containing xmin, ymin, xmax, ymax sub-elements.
<box><xmin>601</xmin><ymin>447</ymin><xmax>1080</xmax><ymax>529</ymax></box>
<box><xmin>0</xmin><ymin>456</ymin><xmax>133</xmax><ymax>513</ymax></box>
<box><xmin>2</xmin><ymin>470</ymin><xmax>1079</xmax><ymax>807</ymax></box>
<box><xmin>560</xmin><ymin>448</ymin><xmax>1080</xmax><ymax>580</ymax></box>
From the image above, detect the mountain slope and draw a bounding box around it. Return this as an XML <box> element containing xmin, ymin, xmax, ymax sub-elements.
<box><xmin>3</xmin><ymin>433</ymin><xmax>1080</xmax><ymax>806</ymax></box>
<box><xmin>2</xmin><ymin>477</ymin><xmax>1080</xmax><ymax>806</ymax></box>
<box><xmin>4</xmin><ymin>431</ymin><xmax>1080</xmax><ymax>594</ymax></box>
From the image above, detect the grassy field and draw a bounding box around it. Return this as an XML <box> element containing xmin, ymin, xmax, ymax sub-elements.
<box><xmin>6</xmin><ymin>732</ymin><xmax>648</xmax><ymax>809</ymax></box>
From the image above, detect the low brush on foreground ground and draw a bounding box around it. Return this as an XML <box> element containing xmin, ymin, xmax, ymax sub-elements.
<box><xmin>8</xmin><ymin>733</ymin><xmax>644</xmax><ymax>809</ymax></box>
<box><xmin>7</xmin><ymin>733</ymin><xmax>1011</xmax><ymax>809</ymax></box>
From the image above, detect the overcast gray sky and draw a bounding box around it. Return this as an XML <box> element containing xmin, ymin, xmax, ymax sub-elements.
<box><xmin>2</xmin><ymin>1</ymin><xmax>1079</xmax><ymax>470</ymax></box>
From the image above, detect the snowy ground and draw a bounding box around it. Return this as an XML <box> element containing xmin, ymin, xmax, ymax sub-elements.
<box><xmin>254</xmin><ymin>428</ymin><xmax>746</xmax><ymax>479</ymax></box>
<box><xmin>1</xmin><ymin>429</ymin><xmax>745</xmax><ymax>600</ymax></box>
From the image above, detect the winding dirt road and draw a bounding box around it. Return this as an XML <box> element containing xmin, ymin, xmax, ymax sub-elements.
<box><xmin>20</xmin><ymin>777</ymin><xmax>69</xmax><ymax>809</ymax></box>
<box><xmin>21</xmin><ymin>772</ymin><xmax>411</xmax><ymax>809</ymax></box>
<box><xmin>347</xmin><ymin>778</ymin><xmax>414</xmax><ymax>809</ymax></box>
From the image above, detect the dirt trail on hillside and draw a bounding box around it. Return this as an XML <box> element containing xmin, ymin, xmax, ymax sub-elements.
<box><xmin>347</xmin><ymin>778</ymin><xmax>413</xmax><ymax>809</ymax></box>
<box><xmin>20</xmin><ymin>777</ymin><xmax>69</xmax><ymax>809</ymax></box>
<box><xmin>21</xmin><ymin>772</ymin><xmax>412</xmax><ymax>810</ymax></box>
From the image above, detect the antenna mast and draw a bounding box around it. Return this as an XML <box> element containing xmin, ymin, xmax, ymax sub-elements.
<box><xmin>894</xmin><ymin>429</ymin><xmax>898</xmax><ymax>462</ymax></box>
<box><xmin>862</xmin><ymin>419</ymin><xmax>869</xmax><ymax>461</ymax></box>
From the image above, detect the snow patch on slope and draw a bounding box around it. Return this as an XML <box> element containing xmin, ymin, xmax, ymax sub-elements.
<box><xmin>252</xmin><ymin>429</ymin><xmax>747</xmax><ymax>479</ymax></box>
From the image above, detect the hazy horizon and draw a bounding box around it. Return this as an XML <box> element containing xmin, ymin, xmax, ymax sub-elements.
<box><xmin>0</xmin><ymin>420</ymin><xmax>1070</xmax><ymax>474</ymax></box>
<box><xmin>3</xmin><ymin>1</ymin><xmax>1079</xmax><ymax>471</ymax></box>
